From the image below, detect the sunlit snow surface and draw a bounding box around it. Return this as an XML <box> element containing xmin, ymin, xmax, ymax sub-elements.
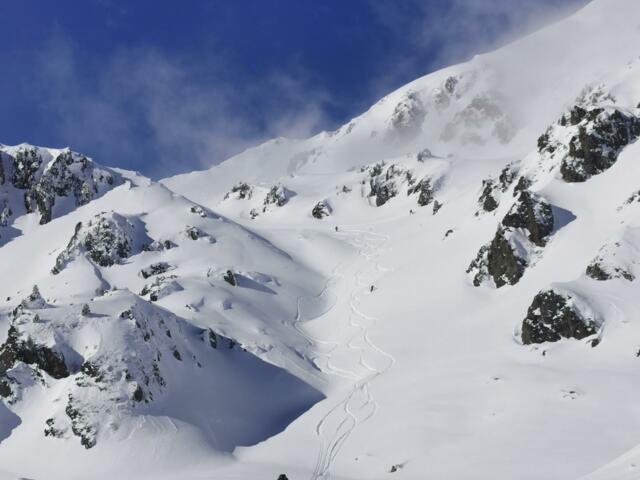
<box><xmin>2</xmin><ymin>0</ymin><xmax>640</xmax><ymax>478</ymax></box>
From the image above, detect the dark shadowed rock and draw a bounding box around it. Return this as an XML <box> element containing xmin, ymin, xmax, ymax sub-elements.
<box><xmin>521</xmin><ymin>290</ymin><xmax>597</xmax><ymax>344</ymax></box>
<box><xmin>560</xmin><ymin>109</ymin><xmax>640</xmax><ymax>182</ymax></box>
<box><xmin>223</xmin><ymin>270</ymin><xmax>237</xmax><ymax>286</ymax></box>
<box><xmin>312</xmin><ymin>201</ymin><xmax>331</xmax><ymax>219</ymax></box>
<box><xmin>502</xmin><ymin>191</ymin><xmax>554</xmax><ymax>247</ymax></box>
<box><xmin>486</xmin><ymin>229</ymin><xmax>527</xmax><ymax>288</ymax></box>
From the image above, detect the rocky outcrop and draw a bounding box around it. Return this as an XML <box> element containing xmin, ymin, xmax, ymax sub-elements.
<box><xmin>477</xmin><ymin>164</ymin><xmax>517</xmax><ymax>213</ymax></box>
<box><xmin>408</xmin><ymin>178</ymin><xmax>434</xmax><ymax>207</ymax></box>
<box><xmin>311</xmin><ymin>201</ymin><xmax>331</xmax><ymax>219</ymax></box>
<box><xmin>560</xmin><ymin>108</ymin><xmax>640</xmax><ymax>182</ymax></box>
<box><xmin>2</xmin><ymin>146</ymin><xmax>118</xmax><ymax>226</ymax></box>
<box><xmin>585</xmin><ymin>230</ymin><xmax>639</xmax><ymax>281</ymax></box>
<box><xmin>264</xmin><ymin>185</ymin><xmax>292</xmax><ymax>209</ymax></box>
<box><xmin>537</xmin><ymin>91</ymin><xmax>640</xmax><ymax>183</ymax></box>
<box><xmin>0</xmin><ymin>325</ymin><xmax>70</xmax><ymax>383</ymax></box>
<box><xmin>521</xmin><ymin>290</ymin><xmax>597</xmax><ymax>344</ymax></box>
<box><xmin>140</xmin><ymin>275</ymin><xmax>183</xmax><ymax>302</ymax></box>
<box><xmin>223</xmin><ymin>270</ymin><xmax>237</xmax><ymax>286</ymax></box>
<box><xmin>53</xmin><ymin>212</ymin><xmax>148</xmax><ymax>273</ymax></box>
<box><xmin>486</xmin><ymin>229</ymin><xmax>528</xmax><ymax>288</ymax></box>
<box><xmin>501</xmin><ymin>191</ymin><xmax>554</xmax><ymax>247</ymax></box>
<box><xmin>140</xmin><ymin>262</ymin><xmax>173</xmax><ymax>279</ymax></box>
<box><xmin>224</xmin><ymin>182</ymin><xmax>253</xmax><ymax>200</ymax></box>
<box><xmin>468</xmin><ymin>191</ymin><xmax>554</xmax><ymax>287</ymax></box>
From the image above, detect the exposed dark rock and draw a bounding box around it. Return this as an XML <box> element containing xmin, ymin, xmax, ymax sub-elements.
<box><xmin>140</xmin><ymin>262</ymin><xmax>172</xmax><ymax>279</ymax></box>
<box><xmin>408</xmin><ymin>178</ymin><xmax>434</xmax><ymax>207</ymax></box>
<box><xmin>311</xmin><ymin>201</ymin><xmax>331</xmax><ymax>219</ymax></box>
<box><xmin>486</xmin><ymin>229</ymin><xmax>527</xmax><ymax>288</ymax></box>
<box><xmin>132</xmin><ymin>384</ymin><xmax>144</xmax><ymax>402</ymax></box>
<box><xmin>185</xmin><ymin>226</ymin><xmax>209</xmax><ymax>241</ymax></box>
<box><xmin>513</xmin><ymin>176</ymin><xmax>532</xmax><ymax>197</ymax></box>
<box><xmin>586</xmin><ymin>261</ymin><xmax>635</xmax><ymax>282</ymax></box>
<box><xmin>477</xmin><ymin>164</ymin><xmax>517</xmax><ymax>213</ymax></box>
<box><xmin>479</xmin><ymin>179</ymin><xmax>499</xmax><ymax>212</ymax></box>
<box><xmin>223</xmin><ymin>270</ymin><xmax>237</xmax><ymax>286</ymax></box>
<box><xmin>585</xmin><ymin>262</ymin><xmax>611</xmax><ymax>281</ymax></box>
<box><xmin>203</xmin><ymin>328</ymin><xmax>236</xmax><ymax>350</ymax></box>
<box><xmin>521</xmin><ymin>290</ymin><xmax>597</xmax><ymax>344</ymax></box>
<box><xmin>502</xmin><ymin>191</ymin><xmax>554</xmax><ymax>247</ymax></box>
<box><xmin>560</xmin><ymin>109</ymin><xmax>640</xmax><ymax>182</ymax></box>
<box><xmin>44</xmin><ymin>417</ymin><xmax>64</xmax><ymax>438</ymax></box>
<box><xmin>263</xmin><ymin>185</ymin><xmax>292</xmax><ymax>210</ymax></box>
<box><xmin>140</xmin><ymin>275</ymin><xmax>182</xmax><ymax>302</ymax></box>
<box><xmin>53</xmin><ymin>213</ymin><xmax>140</xmax><ymax>274</ymax></box>
<box><xmin>65</xmin><ymin>395</ymin><xmax>96</xmax><ymax>448</ymax></box>
<box><xmin>11</xmin><ymin>147</ymin><xmax>42</xmax><ymax>189</ymax></box>
<box><xmin>9</xmin><ymin>148</ymin><xmax>116</xmax><ymax>225</ymax></box>
<box><xmin>189</xmin><ymin>205</ymin><xmax>207</xmax><ymax>217</ymax></box>
<box><xmin>0</xmin><ymin>325</ymin><xmax>70</xmax><ymax>380</ymax></box>
<box><xmin>224</xmin><ymin>182</ymin><xmax>253</xmax><ymax>200</ymax></box>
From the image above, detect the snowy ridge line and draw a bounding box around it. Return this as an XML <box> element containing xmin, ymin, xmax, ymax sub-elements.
<box><xmin>309</xmin><ymin>229</ymin><xmax>395</xmax><ymax>480</ymax></box>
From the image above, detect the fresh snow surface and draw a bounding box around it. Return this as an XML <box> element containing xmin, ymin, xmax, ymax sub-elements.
<box><xmin>3</xmin><ymin>0</ymin><xmax>640</xmax><ymax>479</ymax></box>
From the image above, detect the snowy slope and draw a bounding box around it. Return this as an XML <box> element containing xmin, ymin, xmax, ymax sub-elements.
<box><xmin>0</xmin><ymin>165</ymin><xmax>335</xmax><ymax>478</ymax></box>
<box><xmin>2</xmin><ymin>0</ymin><xmax>640</xmax><ymax>479</ymax></box>
<box><xmin>160</xmin><ymin>1</ymin><xmax>640</xmax><ymax>479</ymax></box>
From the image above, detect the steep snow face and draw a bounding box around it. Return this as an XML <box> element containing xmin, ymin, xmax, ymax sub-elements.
<box><xmin>158</xmin><ymin>2</ymin><xmax>640</xmax><ymax>479</ymax></box>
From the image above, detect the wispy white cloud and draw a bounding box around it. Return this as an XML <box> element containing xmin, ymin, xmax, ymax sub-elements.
<box><xmin>366</xmin><ymin>0</ymin><xmax>591</xmax><ymax>97</ymax></box>
<box><xmin>33</xmin><ymin>32</ymin><xmax>331</xmax><ymax>177</ymax></box>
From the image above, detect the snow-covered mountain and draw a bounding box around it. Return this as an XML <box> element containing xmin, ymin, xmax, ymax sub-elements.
<box><xmin>2</xmin><ymin>0</ymin><xmax>640</xmax><ymax>479</ymax></box>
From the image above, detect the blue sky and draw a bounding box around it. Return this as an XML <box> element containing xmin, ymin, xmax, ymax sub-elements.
<box><xmin>0</xmin><ymin>0</ymin><xmax>588</xmax><ymax>177</ymax></box>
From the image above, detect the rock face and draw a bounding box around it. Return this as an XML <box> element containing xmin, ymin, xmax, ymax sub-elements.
<box><xmin>223</xmin><ymin>270</ymin><xmax>237</xmax><ymax>286</ymax></box>
<box><xmin>502</xmin><ymin>191</ymin><xmax>554</xmax><ymax>247</ymax></box>
<box><xmin>537</xmin><ymin>94</ymin><xmax>640</xmax><ymax>183</ymax></box>
<box><xmin>407</xmin><ymin>178</ymin><xmax>435</xmax><ymax>207</ymax></box>
<box><xmin>560</xmin><ymin>108</ymin><xmax>640</xmax><ymax>182</ymax></box>
<box><xmin>224</xmin><ymin>182</ymin><xmax>253</xmax><ymax>200</ymax></box>
<box><xmin>0</xmin><ymin>287</ymin><xmax>72</xmax><ymax>398</ymax></box>
<box><xmin>366</xmin><ymin>163</ymin><xmax>402</xmax><ymax>207</ymax></box>
<box><xmin>140</xmin><ymin>262</ymin><xmax>173</xmax><ymax>279</ymax></box>
<box><xmin>477</xmin><ymin>164</ymin><xmax>517</xmax><ymax>213</ymax></box>
<box><xmin>311</xmin><ymin>201</ymin><xmax>331</xmax><ymax>219</ymax></box>
<box><xmin>585</xmin><ymin>229</ymin><xmax>640</xmax><ymax>281</ymax></box>
<box><xmin>468</xmin><ymin>191</ymin><xmax>554</xmax><ymax>287</ymax></box>
<box><xmin>364</xmin><ymin>162</ymin><xmax>436</xmax><ymax>208</ymax></box>
<box><xmin>140</xmin><ymin>275</ymin><xmax>183</xmax><ymax>302</ymax></box>
<box><xmin>52</xmin><ymin>212</ymin><xmax>148</xmax><ymax>274</ymax></box>
<box><xmin>1</xmin><ymin>146</ymin><xmax>119</xmax><ymax>227</ymax></box>
<box><xmin>264</xmin><ymin>185</ymin><xmax>292</xmax><ymax>209</ymax></box>
<box><xmin>486</xmin><ymin>229</ymin><xmax>528</xmax><ymax>288</ymax></box>
<box><xmin>521</xmin><ymin>290</ymin><xmax>597</xmax><ymax>344</ymax></box>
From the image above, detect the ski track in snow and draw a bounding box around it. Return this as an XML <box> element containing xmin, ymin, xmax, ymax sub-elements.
<box><xmin>295</xmin><ymin>228</ymin><xmax>396</xmax><ymax>480</ymax></box>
